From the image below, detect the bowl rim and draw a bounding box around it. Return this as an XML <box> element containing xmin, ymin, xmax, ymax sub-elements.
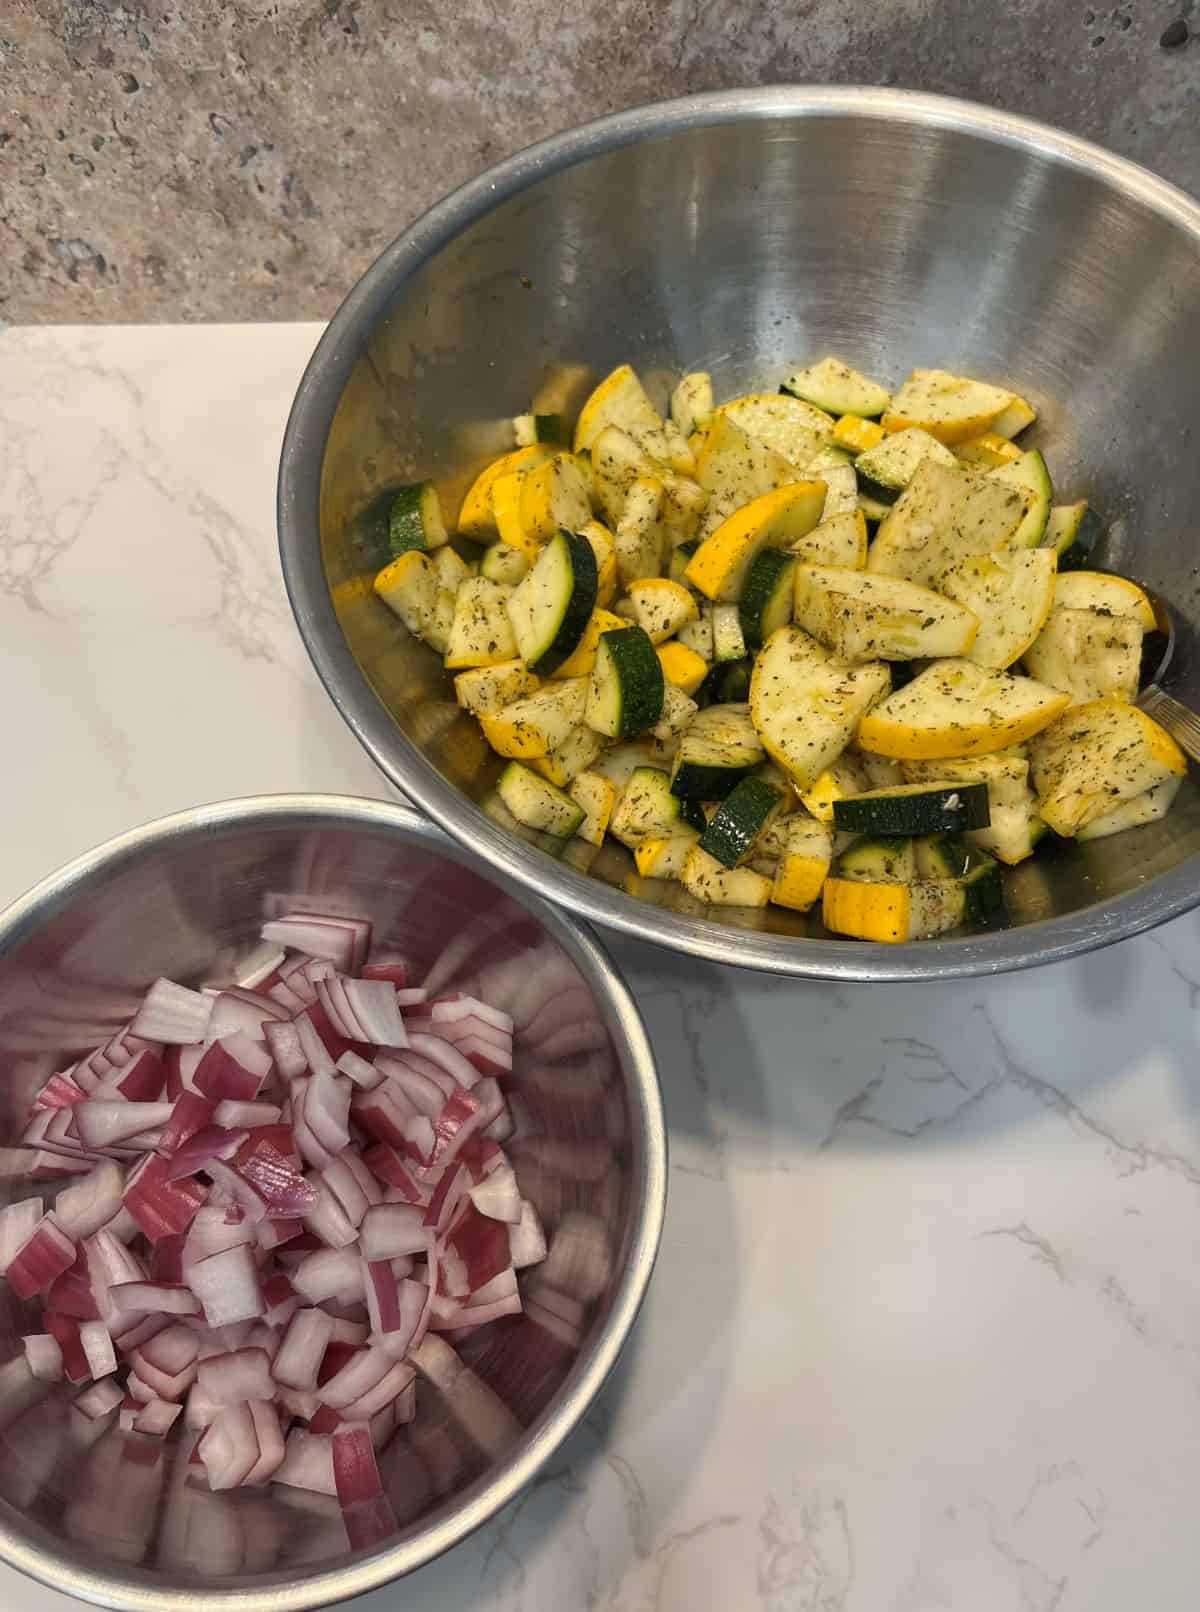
<box><xmin>0</xmin><ymin>793</ymin><xmax>667</xmax><ymax>1610</ymax></box>
<box><xmin>277</xmin><ymin>85</ymin><xmax>1200</xmax><ymax>981</ymax></box>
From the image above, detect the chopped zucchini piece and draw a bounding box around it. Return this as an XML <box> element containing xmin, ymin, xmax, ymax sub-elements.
<box><xmin>936</xmin><ymin>548</ymin><xmax>1057</xmax><ymax>669</ymax></box>
<box><xmin>454</xmin><ymin>659</ymin><xmax>540</xmax><ymax>717</ymax></box>
<box><xmin>656</xmin><ymin>639</ymin><xmax>709</xmax><ymax>696</ymax></box>
<box><xmin>835</xmin><ymin>835</ymin><xmax>917</xmax><ymax>882</ymax></box>
<box><xmin>793</xmin><ymin>565</ymin><xmax>979</xmax><ymax>663</ymax></box>
<box><xmin>669</xmin><ymin>540</ymin><xmax>699</xmax><ymax>585</ymax></box>
<box><xmin>614</xmin><ymin>475</ymin><xmax>667</xmax><ymax>587</ymax></box>
<box><xmin>832</xmin><ymin>781</ymin><xmax>990</xmax><ymax>836</ymax></box>
<box><xmin>699</xmin><ymin>776</ymin><xmax>785</xmax><ymax>868</ymax></box>
<box><xmin>386</xmin><ymin>482</ymin><xmax>448</xmax><ymax>554</ymax></box>
<box><xmin>457</xmin><ymin>444</ymin><xmax>555</xmax><ymax>540</ymax></box>
<box><xmin>1023</xmin><ymin>606</ymin><xmax>1144</xmax><ymax>704</ymax></box>
<box><xmin>513</xmin><ymin>412</ymin><xmax>565</xmax><ymax>446</ymax></box>
<box><xmin>770</xmin><ymin>816</ymin><xmax>835</xmax><ymax>911</ymax></box>
<box><xmin>1051</xmin><ymin>571</ymin><xmax>1156</xmax><ymax>630</ymax></box>
<box><xmin>625</xmin><ymin>577</ymin><xmax>699</xmax><ymax>644</ymax></box>
<box><xmin>902</xmin><ymin>752</ymin><xmax>1040</xmax><ymax>867</ymax></box>
<box><xmin>1029</xmin><ymin>698</ymin><xmax>1186</xmax><ymax>836</ymax></box>
<box><xmin>749</xmin><ymin>625</ymin><xmax>891</xmax><ymax>790</ymax></box>
<box><xmin>590</xmin><ymin>425</ymin><xmax>658</xmax><ymax>527</ymax></box>
<box><xmin>712</xmin><ymin>603</ymin><xmax>747</xmax><ymax>662</ymax></box>
<box><xmin>1044</xmin><ymin>502</ymin><xmax>1100</xmax><ymax>567</ymax></box>
<box><xmin>857</xmin><ymin>491</ymin><xmax>893</xmax><ymax>524</ymax></box>
<box><xmin>858</xmin><ymin>659</ymin><xmax>1069</xmax><ymax>760</ymax></box>
<box><xmin>374</xmin><ymin>549</ymin><xmax>435</xmax><ymax>638</ymax></box>
<box><xmin>990</xmin><ymin>394</ymin><xmax>1038</xmax><ymax>439</ymax></box>
<box><xmin>531</xmin><ymin>724</ymin><xmax>603</xmax><ymax>788</ymax></box>
<box><xmin>681</xmin><ymin>846</ymin><xmax>773</xmax><ymax>908</ymax></box>
<box><xmin>508</xmin><ymin>528</ymin><xmax>598</xmax><ymax>674</ymax></box>
<box><xmin>586</xmin><ymin>625</ymin><xmax>665</xmax><ymax>738</ymax></box>
<box><xmin>1076</xmin><ymin>775</ymin><xmax>1182</xmax><ymax>841</ymax></box>
<box><xmin>867</xmin><ymin>460</ymin><xmax>1033</xmax><ymax>587</ymax></box>
<box><xmin>954</xmin><ymin>431</ymin><xmax>1023</xmax><ymax>468</ymax></box>
<box><xmin>854</xmin><ymin>749</ymin><xmax>905</xmax><ymax>789</ymax></box>
<box><xmin>444</xmin><ymin>577</ymin><xmax>519</xmax><ymax>669</ymax></box>
<box><xmin>479</xmin><ymin>542</ymin><xmax>530</xmax><ymax>585</ymax></box>
<box><xmin>432</xmin><ymin>546</ymin><xmax>470</xmax><ymax>594</ymax></box>
<box><xmin>739</xmin><ymin>548</ymin><xmax>796</xmax><ymax>650</ymax></box>
<box><xmin>518</xmin><ymin>453</ymin><xmax>592</xmax><ymax>546</ymax></box>
<box><xmin>670</xmin><ymin>372</ymin><xmax>715</xmax><ymax>436</ymax></box>
<box><xmin>685</xmin><ymin>480</ymin><xmax>827</xmax><ymax>602</ymax></box>
<box><xmin>497</xmin><ymin>762</ymin><xmax>585</xmax><ymax>837</ymax></box>
<box><xmin>819</xmin><ymin>463</ymin><xmax>859</xmax><ymax>519</ymax></box>
<box><xmin>882</xmin><ymin>368</ymin><xmax>1015</xmax><ymax>444</ymax></box>
<box><xmin>479</xmin><ymin>678</ymin><xmax>588</xmax><ymax>759</ymax></box>
<box><xmin>822</xmin><ymin>877</ymin><xmax>965</xmax><ymax>942</ymax></box>
<box><xmin>788</xmin><ymin>510</ymin><xmax>869</xmax><ymax>569</ymax></box>
<box><xmin>569</xmin><ymin>769</ymin><xmax>617</xmax><ymax>846</ymax></box>
<box><xmin>660</xmin><ymin>473</ymin><xmax>709</xmax><ymax>544</ymax></box>
<box><xmin>782</xmin><ymin>358</ymin><xmax>891</xmax><ymax>419</ymax></box>
<box><xmin>799</xmin><ymin>752</ymin><xmax>870</xmax><ymax>823</ymax></box>
<box><xmin>855</xmin><ymin>428</ymin><xmax>956</xmax><ymax>498</ymax></box>
<box><xmin>987</xmin><ymin>449</ymin><xmax>1052</xmax><ymax>548</ymax></box>
<box><xmin>670</xmin><ymin>703</ymin><xmax>764</xmax><ymax>798</ymax></box>
<box><xmin>833</xmin><ymin>413</ymin><xmax>888</xmax><ymax>454</ymax></box>
<box><xmin>716</xmin><ymin>391</ymin><xmax>835</xmax><ymax>466</ymax></box>
<box><xmin>805</xmin><ymin>444</ymin><xmax>856</xmax><ymax>472</ymax></box>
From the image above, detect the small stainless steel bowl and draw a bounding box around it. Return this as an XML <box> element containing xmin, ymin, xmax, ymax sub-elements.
<box><xmin>0</xmin><ymin>795</ymin><xmax>665</xmax><ymax>1610</ymax></box>
<box><xmin>279</xmin><ymin>86</ymin><xmax>1200</xmax><ymax>979</ymax></box>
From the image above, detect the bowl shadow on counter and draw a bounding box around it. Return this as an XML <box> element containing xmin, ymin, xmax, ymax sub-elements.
<box><xmin>605</xmin><ymin>918</ymin><xmax>1200</xmax><ymax>1160</ymax></box>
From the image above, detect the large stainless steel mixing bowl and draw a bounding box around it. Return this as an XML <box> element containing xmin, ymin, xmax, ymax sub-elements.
<box><xmin>279</xmin><ymin>86</ymin><xmax>1200</xmax><ymax>980</ymax></box>
<box><xmin>0</xmin><ymin>796</ymin><xmax>665</xmax><ymax>1610</ymax></box>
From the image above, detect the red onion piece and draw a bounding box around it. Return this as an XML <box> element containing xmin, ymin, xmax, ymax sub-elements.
<box><xmin>273</xmin><ymin>1307</ymin><xmax>334</xmax><ymax>1391</ymax></box>
<box><xmin>235</xmin><ymin>941</ymin><xmax>287</xmax><ymax>990</ymax></box>
<box><xmin>431</xmin><ymin>996</ymin><xmax>514</xmax><ymax>1037</ymax></box>
<box><xmin>468</xmin><ymin>1159</ymin><xmax>522</xmax><ymax>1224</ymax></box>
<box><xmin>292</xmin><ymin>1247</ymin><xmax>363</xmax><ymax>1305</ymax></box>
<box><xmin>275</xmin><ymin>1428</ymin><xmax>336</xmax><ymax>1496</ymax></box>
<box><xmin>200</xmin><ymin>1402</ymin><xmax>260</xmax><ymax>1490</ymax></box>
<box><xmin>261</xmin><ymin>915</ymin><xmax>369</xmax><ymax>974</ymax></box>
<box><xmin>33</xmin><ymin>1072</ymin><xmax>87</xmax><ymax>1111</ymax></box>
<box><xmin>237</xmin><ymin>1139</ymin><xmax>317</xmax><ymax>1218</ymax></box>
<box><xmin>0</xmin><ymin>1197</ymin><xmax>44</xmax><ymax>1275</ymax></box>
<box><xmin>7</xmin><ymin>1212</ymin><xmax>76</xmax><ymax>1299</ymax></box>
<box><xmin>214</xmin><ymin>1100</ymin><xmax>281</xmax><ymax>1129</ymax></box>
<box><xmin>73</xmin><ymin>1378</ymin><xmax>123</xmax><ymax>1421</ymax></box>
<box><xmin>244</xmin><ymin>1399</ymin><xmax>285</xmax><ymax>1485</ymax></box>
<box><xmin>205</xmin><ymin>990</ymin><xmax>287</xmax><ymax>1044</ymax></box>
<box><xmin>509</xmin><ymin>1201</ymin><xmax>547</xmax><ymax>1269</ymax></box>
<box><xmin>133</xmin><ymin>1397</ymin><xmax>182</xmax><ymax>1437</ymax></box>
<box><xmin>46</xmin><ymin>1313</ymin><xmax>90</xmax><ymax>1381</ymax></box>
<box><xmin>361</xmin><ymin>1145</ymin><xmax>425</xmax><ymax>1202</ymax></box>
<box><xmin>305</xmin><ymin>1071</ymin><xmax>352</xmax><ymax>1154</ymax></box>
<box><xmin>51</xmin><ymin>1161</ymin><xmax>125</xmax><ymax>1240</ymax></box>
<box><xmin>342</xmin><ymin>978</ymin><xmax>408</xmax><ymax>1048</ymax></box>
<box><xmin>360</xmin><ymin>1204</ymin><xmax>428</xmax><ymax>1262</ymax></box>
<box><xmin>193</xmin><ymin>1034</ymin><xmax>271</xmax><ymax>1103</ymax></box>
<box><xmin>23</xmin><ymin>1332</ymin><xmax>64</xmax><ymax>1381</ymax></box>
<box><xmin>407</xmin><ymin>1033</ymin><xmax>482</xmax><ymax>1092</ymax></box>
<box><xmin>110</xmin><ymin>1281</ymin><xmax>200</xmax><ymax>1317</ymax></box>
<box><xmin>332</xmin><ymin>1422</ymin><xmax>383</xmax><ymax>1506</ymax></box>
<box><xmin>334</xmin><ymin>1050</ymin><xmax>385</xmax><ymax>1090</ymax></box>
<box><xmin>122</xmin><ymin>1153</ymin><xmax>207</xmax><ymax>1243</ymax></box>
<box><xmin>79</xmin><ymin>1320</ymin><xmax>117</xmax><ymax>1380</ymax></box>
<box><xmin>131</xmin><ymin>980</ymin><xmax>213</xmax><ymax>1045</ymax></box>
<box><xmin>189</xmin><ymin>1243</ymin><xmax>263</xmax><ymax>1327</ymax></box>
<box><xmin>198</xmin><ymin>1345</ymin><xmax>274</xmax><ymax>1405</ymax></box>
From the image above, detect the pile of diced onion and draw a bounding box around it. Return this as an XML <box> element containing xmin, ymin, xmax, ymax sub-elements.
<box><xmin>0</xmin><ymin>909</ymin><xmax>603</xmax><ymax>1544</ymax></box>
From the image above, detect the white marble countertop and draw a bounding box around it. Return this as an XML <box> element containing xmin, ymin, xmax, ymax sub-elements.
<box><xmin>3</xmin><ymin>323</ymin><xmax>1200</xmax><ymax>1612</ymax></box>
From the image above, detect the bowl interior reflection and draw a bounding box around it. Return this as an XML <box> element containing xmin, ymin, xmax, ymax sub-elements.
<box><xmin>0</xmin><ymin>808</ymin><xmax>649</xmax><ymax>1596</ymax></box>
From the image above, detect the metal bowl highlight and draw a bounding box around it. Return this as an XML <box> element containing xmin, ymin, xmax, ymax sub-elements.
<box><xmin>279</xmin><ymin>87</ymin><xmax>1200</xmax><ymax>979</ymax></box>
<box><xmin>0</xmin><ymin>796</ymin><xmax>665</xmax><ymax>1609</ymax></box>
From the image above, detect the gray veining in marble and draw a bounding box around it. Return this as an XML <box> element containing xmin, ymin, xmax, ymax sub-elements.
<box><xmin>1</xmin><ymin>0</ymin><xmax>1196</xmax><ymax>323</ymax></box>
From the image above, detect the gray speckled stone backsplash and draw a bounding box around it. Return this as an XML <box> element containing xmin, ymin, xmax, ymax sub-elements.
<box><xmin>1</xmin><ymin>1</ymin><xmax>1196</xmax><ymax>323</ymax></box>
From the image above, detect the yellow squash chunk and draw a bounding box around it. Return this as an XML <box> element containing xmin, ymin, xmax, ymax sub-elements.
<box><xmin>574</xmin><ymin>364</ymin><xmax>664</xmax><ymax>454</ymax></box>
<box><xmin>792</xmin><ymin>565</ymin><xmax>979</xmax><ymax>662</ymax></box>
<box><xmin>614</xmin><ymin>476</ymin><xmax>667</xmax><ymax>587</ymax></box>
<box><xmin>635</xmin><ymin>833</ymin><xmax>702</xmax><ymax>879</ymax></box>
<box><xmin>685</xmin><ymin>481</ymin><xmax>827</xmax><ymax>602</ymax></box>
<box><xmin>670</xmin><ymin>371</ymin><xmax>715</xmax><ymax>436</ymax></box>
<box><xmin>578</xmin><ymin>519</ymin><xmax>618</xmax><ymax>607</ymax></box>
<box><xmin>694</xmin><ymin>414</ymin><xmax>802</xmax><ymax>533</ymax></box>
<box><xmin>770</xmin><ymin>817</ymin><xmax>835</xmax><ymax>911</ymax></box>
<box><xmin>478</xmin><ymin>679</ymin><xmax>588</xmax><ymax>759</ymax></box>
<box><xmin>858</xmin><ymin>659</ymin><xmax>1071</xmax><ymax>760</ymax></box>
<box><xmin>1029</xmin><ymin>698</ymin><xmax>1186</xmax><ymax>836</ymax></box>
<box><xmin>799</xmin><ymin>752</ymin><xmax>870</xmax><ymax>822</ymax></box>
<box><xmin>788</xmin><ymin>510</ymin><xmax>869</xmax><ymax>570</ymax></box>
<box><xmin>625</xmin><ymin>578</ymin><xmax>699</xmax><ymax>644</ymax></box>
<box><xmin>517</xmin><ymin>453</ymin><xmax>592</xmax><ymax>545</ymax></box>
<box><xmin>491</xmin><ymin>470</ymin><xmax>540</xmax><ymax>560</ymax></box>
<box><xmin>549</xmin><ymin>607</ymin><xmax>627</xmax><ymax>680</ymax></box>
<box><xmin>1023</xmin><ymin>607</ymin><xmax>1144</xmax><ymax>704</ymax></box>
<box><xmin>822</xmin><ymin>877</ymin><xmax>964</xmax><ymax>942</ymax></box>
<box><xmin>882</xmin><ymin>368</ymin><xmax>1015</xmax><ymax>444</ymax></box>
<box><xmin>749</xmin><ymin>625</ymin><xmax>890</xmax><ymax>790</ymax></box>
<box><xmin>1076</xmin><ymin>775</ymin><xmax>1182</xmax><ymax>841</ymax></box>
<box><xmin>374</xmin><ymin>550</ymin><xmax>435</xmax><ymax>638</ymax></box>
<box><xmin>656</xmin><ymin>640</ymin><xmax>709</xmax><ymax>696</ymax></box>
<box><xmin>714</xmin><ymin>392</ymin><xmax>835</xmax><ymax>466</ymax></box>
<box><xmin>681</xmin><ymin>846</ymin><xmax>773</xmax><ymax>908</ymax></box>
<box><xmin>990</xmin><ymin>394</ymin><xmax>1038</xmax><ymax>439</ymax></box>
<box><xmin>443</xmin><ymin>577</ymin><xmax>518</xmax><ymax>669</ymax></box>
<box><xmin>457</xmin><ymin>444</ymin><xmax>556</xmax><ymax>540</ymax></box>
<box><xmin>531</xmin><ymin>724</ymin><xmax>603</xmax><ymax>787</ymax></box>
<box><xmin>833</xmin><ymin>414</ymin><xmax>886</xmax><ymax>454</ymax></box>
<box><xmin>954</xmin><ymin>432</ymin><xmax>1023</xmax><ymax>468</ymax></box>
<box><xmin>590</xmin><ymin>425</ymin><xmax>660</xmax><ymax>527</ymax></box>
<box><xmin>1052</xmin><ymin>571</ymin><xmax>1156</xmax><ymax>631</ymax></box>
<box><xmin>660</xmin><ymin>473</ymin><xmax>709</xmax><ymax>544</ymax></box>
<box><xmin>569</xmin><ymin>770</ymin><xmax>617</xmax><ymax>846</ymax></box>
<box><xmin>454</xmin><ymin>659</ymin><xmax>540</xmax><ymax>716</ymax></box>
<box><xmin>866</xmin><ymin>459</ymin><xmax>1032</xmax><ymax>587</ymax></box>
<box><xmin>937</xmin><ymin>548</ymin><xmax>1057</xmax><ymax>669</ymax></box>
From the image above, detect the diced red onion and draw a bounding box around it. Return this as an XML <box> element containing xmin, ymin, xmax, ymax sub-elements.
<box><xmin>303</xmin><ymin>1177</ymin><xmax>358</xmax><ymax>1250</ymax></box>
<box><xmin>134</xmin><ymin>1397</ymin><xmax>182</xmax><ymax>1437</ymax></box>
<box><xmin>199</xmin><ymin>1402</ymin><xmax>260</xmax><ymax>1490</ymax></box>
<box><xmin>509</xmin><ymin>1201</ymin><xmax>547</xmax><ymax>1269</ymax></box>
<box><xmin>334</xmin><ymin>1050</ymin><xmax>385</xmax><ymax>1090</ymax></box>
<box><xmin>235</xmin><ymin>941</ymin><xmax>287</xmax><ymax>990</ymax></box>
<box><xmin>91</xmin><ymin>1048</ymin><xmax>166</xmax><ymax>1103</ymax></box>
<box><xmin>244</xmin><ymin>1399</ymin><xmax>285</xmax><ymax>1484</ymax></box>
<box><xmin>110</xmin><ymin>1281</ymin><xmax>200</xmax><ymax>1317</ymax></box>
<box><xmin>7</xmin><ymin>1212</ymin><xmax>77</xmax><ymax>1299</ymax></box>
<box><xmin>291</xmin><ymin>1247</ymin><xmax>362</xmax><ymax>1305</ymax></box>
<box><xmin>468</xmin><ymin>1159</ymin><xmax>522</xmax><ymax>1225</ymax></box>
<box><xmin>204</xmin><ymin>990</ymin><xmax>287</xmax><ymax>1044</ymax></box>
<box><xmin>214</xmin><ymin>1101</ymin><xmax>281</xmax><ymax>1129</ymax></box>
<box><xmin>131</xmin><ymin>980</ymin><xmax>213</xmax><ymax>1045</ymax></box>
<box><xmin>431</xmin><ymin>996</ymin><xmax>513</xmax><ymax>1036</ymax></box>
<box><xmin>0</xmin><ymin>1197</ymin><xmax>44</xmax><ymax>1275</ymax></box>
<box><xmin>189</xmin><ymin>1243</ymin><xmax>263</xmax><ymax>1327</ymax></box>
<box><xmin>361</xmin><ymin>955</ymin><xmax>412</xmax><ymax>988</ymax></box>
<box><xmin>360</xmin><ymin>1204</ymin><xmax>428</xmax><ymax>1262</ymax></box>
<box><xmin>164</xmin><ymin>1124</ymin><xmax>245</xmax><ymax>1181</ymax></box>
<box><xmin>275</xmin><ymin>1427</ymin><xmax>336</xmax><ymax>1496</ymax></box>
<box><xmin>343</xmin><ymin>978</ymin><xmax>409</xmax><ymax>1048</ymax></box>
<box><xmin>123</xmin><ymin>1153</ymin><xmax>207</xmax><ymax>1243</ymax></box>
<box><xmin>197</xmin><ymin>1346</ymin><xmax>274</xmax><ymax>1405</ymax></box>
<box><xmin>79</xmin><ymin>1320</ymin><xmax>117</xmax><ymax>1380</ymax></box>
<box><xmin>319</xmin><ymin>1344</ymin><xmax>395</xmax><ymax>1410</ymax></box>
<box><xmin>74</xmin><ymin>1102</ymin><xmax>173</xmax><ymax>1151</ymax></box>
<box><xmin>23</xmin><ymin>1332</ymin><xmax>63</xmax><ymax>1381</ymax></box>
<box><xmin>407</xmin><ymin>1033</ymin><xmax>482</xmax><ymax>1092</ymax></box>
<box><xmin>273</xmin><ymin>1307</ymin><xmax>334</xmax><ymax>1391</ymax></box>
<box><xmin>193</xmin><ymin>1034</ymin><xmax>271</xmax><ymax>1103</ymax></box>
<box><xmin>304</xmin><ymin>1071</ymin><xmax>352</xmax><ymax>1154</ymax></box>
<box><xmin>375</xmin><ymin>1057</ymin><xmax>443</xmax><ymax>1118</ymax></box>
<box><xmin>33</xmin><ymin>1072</ymin><xmax>87</xmax><ymax>1110</ymax></box>
<box><xmin>237</xmin><ymin>1139</ymin><xmax>317</xmax><ymax>1218</ymax></box>
<box><xmin>51</xmin><ymin>1161</ymin><xmax>125</xmax><ymax>1240</ymax></box>
<box><xmin>74</xmin><ymin>1378</ymin><xmax>123</xmax><ymax>1421</ymax></box>
<box><xmin>331</xmin><ymin>1422</ymin><xmax>383</xmax><ymax>1507</ymax></box>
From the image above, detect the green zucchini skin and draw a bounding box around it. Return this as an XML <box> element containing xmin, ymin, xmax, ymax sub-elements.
<box><xmin>588</xmin><ymin>624</ymin><xmax>665</xmax><ymax>737</ymax></box>
<box><xmin>833</xmin><ymin>782</ymin><xmax>991</xmax><ymax>836</ymax></box>
<box><xmin>699</xmin><ymin>776</ymin><xmax>783</xmax><ymax>869</ymax></box>
<box><xmin>522</xmin><ymin>528</ymin><xmax>599</xmax><ymax>674</ymax></box>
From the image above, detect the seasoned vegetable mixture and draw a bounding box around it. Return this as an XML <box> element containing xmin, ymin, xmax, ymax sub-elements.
<box><xmin>371</xmin><ymin>360</ymin><xmax>1186</xmax><ymax>943</ymax></box>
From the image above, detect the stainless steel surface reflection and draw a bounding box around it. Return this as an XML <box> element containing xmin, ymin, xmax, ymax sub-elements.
<box><xmin>279</xmin><ymin>86</ymin><xmax>1200</xmax><ymax>980</ymax></box>
<box><xmin>0</xmin><ymin>796</ymin><xmax>665</xmax><ymax>1610</ymax></box>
